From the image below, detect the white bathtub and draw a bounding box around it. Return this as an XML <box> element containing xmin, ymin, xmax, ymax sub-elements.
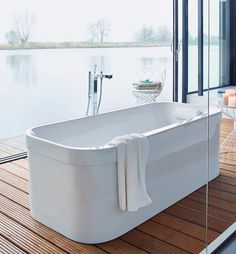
<box><xmin>26</xmin><ymin>102</ymin><xmax>222</xmax><ymax>244</ymax></box>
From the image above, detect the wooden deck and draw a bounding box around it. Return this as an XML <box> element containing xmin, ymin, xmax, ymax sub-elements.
<box><xmin>0</xmin><ymin>119</ymin><xmax>235</xmax><ymax>254</ymax></box>
<box><xmin>0</xmin><ymin>136</ymin><xmax>26</xmax><ymax>158</ymax></box>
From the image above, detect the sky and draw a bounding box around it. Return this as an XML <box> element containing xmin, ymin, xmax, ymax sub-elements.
<box><xmin>0</xmin><ymin>0</ymin><xmax>219</xmax><ymax>43</ymax></box>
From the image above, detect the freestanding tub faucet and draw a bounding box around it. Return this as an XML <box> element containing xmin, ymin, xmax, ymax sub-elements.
<box><xmin>86</xmin><ymin>66</ymin><xmax>112</xmax><ymax>116</ymax></box>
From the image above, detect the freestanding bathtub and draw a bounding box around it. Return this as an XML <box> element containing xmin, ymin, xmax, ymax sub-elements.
<box><xmin>26</xmin><ymin>102</ymin><xmax>222</xmax><ymax>244</ymax></box>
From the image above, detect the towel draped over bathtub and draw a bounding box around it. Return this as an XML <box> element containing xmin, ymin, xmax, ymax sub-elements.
<box><xmin>106</xmin><ymin>133</ymin><xmax>152</xmax><ymax>212</ymax></box>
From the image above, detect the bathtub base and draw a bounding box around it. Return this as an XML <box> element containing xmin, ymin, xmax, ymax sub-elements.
<box><xmin>29</xmin><ymin>152</ymin><xmax>219</xmax><ymax>244</ymax></box>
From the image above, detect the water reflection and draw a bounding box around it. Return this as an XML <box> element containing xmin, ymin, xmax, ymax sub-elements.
<box><xmin>89</xmin><ymin>55</ymin><xmax>108</xmax><ymax>72</ymax></box>
<box><xmin>140</xmin><ymin>57</ymin><xmax>156</xmax><ymax>67</ymax></box>
<box><xmin>140</xmin><ymin>57</ymin><xmax>168</xmax><ymax>68</ymax></box>
<box><xmin>6</xmin><ymin>54</ymin><xmax>36</xmax><ymax>88</ymax></box>
<box><xmin>157</xmin><ymin>57</ymin><xmax>168</xmax><ymax>65</ymax></box>
<box><xmin>0</xmin><ymin>47</ymin><xmax>174</xmax><ymax>139</ymax></box>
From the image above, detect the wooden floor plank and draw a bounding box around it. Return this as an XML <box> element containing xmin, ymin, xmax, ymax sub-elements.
<box><xmin>0</xmin><ymin>135</ymin><xmax>26</xmax><ymax>159</ymax></box>
<box><xmin>0</xmin><ymin>162</ymin><xmax>28</xmax><ymax>180</ymax></box>
<box><xmin>221</xmin><ymin>163</ymin><xmax>236</xmax><ymax>173</ymax></box>
<box><xmin>0</xmin><ymin>142</ymin><xmax>23</xmax><ymax>155</ymax></box>
<box><xmin>137</xmin><ymin>220</ymin><xmax>205</xmax><ymax>254</ymax></box>
<box><xmin>198</xmin><ymin>186</ymin><xmax>236</xmax><ymax>204</ymax></box>
<box><xmin>152</xmin><ymin>212</ymin><xmax>218</xmax><ymax>242</ymax></box>
<box><xmin>0</xmin><ymin>168</ymin><xmax>28</xmax><ymax>193</ymax></box>
<box><xmin>12</xmin><ymin>159</ymin><xmax>29</xmax><ymax>170</ymax></box>
<box><xmin>121</xmin><ymin>229</ymin><xmax>189</xmax><ymax>254</ymax></box>
<box><xmin>97</xmin><ymin>239</ymin><xmax>148</xmax><ymax>254</ymax></box>
<box><xmin>179</xmin><ymin>198</ymin><xmax>236</xmax><ymax>224</ymax></box>
<box><xmin>208</xmin><ymin>181</ymin><xmax>236</xmax><ymax>195</ymax></box>
<box><xmin>0</xmin><ymin>213</ymin><xmax>68</xmax><ymax>254</ymax></box>
<box><xmin>0</xmin><ymin>136</ymin><xmax>25</xmax><ymax>151</ymax></box>
<box><xmin>165</xmin><ymin>204</ymin><xmax>229</xmax><ymax>233</ymax></box>
<box><xmin>0</xmin><ymin>181</ymin><xmax>29</xmax><ymax>209</ymax></box>
<box><xmin>0</xmin><ymin>150</ymin><xmax>11</xmax><ymax>158</ymax></box>
<box><xmin>188</xmin><ymin>191</ymin><xmax>236</xmax><ymax>214</ymax></box>
<box><xmin>221</xmin><ymin>169</ymin><xmax>236</xmax><ymax>178</ymax></box>
<box><xmin>215</xmin><ymin>175</ymin><xmax>236</xmax><ymax>186</ymax></box>
<box><xmin>0</xmin><ymin>196</ymin><xmax>108</xmax><ymax>254</ymax></box>
<box><xmin>11</xmin><ymin>136</ymin><xmax>26</xmax><ymax>145</ymax></box>
<box><xmin>0</xmin><ymin>235</ymin><xmax>27</xmax><ymax>254</ymax></box>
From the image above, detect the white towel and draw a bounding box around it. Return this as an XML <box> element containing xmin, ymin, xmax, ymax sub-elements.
<box><xmin>106</xmin><ymin>133</ymin><xmax>152</xmax><ymax>212</ymax></box>
<box><xmin>174</xmin><ymin>107</ymin><xmax>203</xmax><ymax>120</ymax></box>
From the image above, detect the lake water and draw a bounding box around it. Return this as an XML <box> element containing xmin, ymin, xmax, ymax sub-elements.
<box><xmin>0</xmin><ymin>46</ymin><xmax>219</xmax><ymax>139</ymax></box>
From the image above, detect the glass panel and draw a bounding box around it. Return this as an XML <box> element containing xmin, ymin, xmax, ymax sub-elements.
<box><xmin>187</xmin><ymin>0</ymin><xmax>220</xmax><ymax>93</ymax></box>
<box><xmin>206</xmin><ymin>0</ymin><xmax>236</xmax><ymax>253</ymax></box>
<box><xmin>177</xmin><ymin>1</ymin><xmax>211</xmax><ymax>252</ymax></box>
<box><xmin>203</xmin><ymin>0</ymin><xmax>220</xmax><ymax>90</ymax></box>
<box><xmin>178</xmin><ymin>0</ymin><xmax>183</xmax><ymax>102</ymax></box>
<box><xmin>188</xmin><ymin>0</ymin><xmax>198</xmax><ymax>93</ymax></box>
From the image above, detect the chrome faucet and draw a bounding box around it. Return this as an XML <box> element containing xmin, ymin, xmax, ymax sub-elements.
<box><xmin>86</xmin><ymin>66</ymin><xmax>112</xmax><ymax>116</ymax></box>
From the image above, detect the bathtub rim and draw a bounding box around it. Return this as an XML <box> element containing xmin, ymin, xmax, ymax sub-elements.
<box><xmin>26</xmin><ymin>101</ymin><xmax>221</xmax><ymax>152</ymax></box>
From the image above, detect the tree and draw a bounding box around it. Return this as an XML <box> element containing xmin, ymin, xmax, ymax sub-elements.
<box><xmin>87</xmin><ymin>22</ymin><xmax>99</xmax><ymax>42</ymax></box>
<box><xmin>156</xmin><ymin>26</ymin><xmax>172</xmax><ymax>43</ymax></box>
<box><xmin>5</xmin><ymin>30</ymin><xmax>20</xmax><ymax>44</ymax></box>
<box><xmin>96</xmin><ymin>19</ymin><xmax>110</xmax><ymax>44</ymax></box>
<box><xmin>87</xmin><ymin>19</ymin><xmax>110</xmax><ymax>44</ymax></box>
<box><xmin>136</xmin><ymin>25</ymin><xmax>156</xmax><ymax>42</ymax></box>
<box><xmin>13</xmin><ymin>12</ymin><xmax>34</xmax><ymax>44</ymax></box>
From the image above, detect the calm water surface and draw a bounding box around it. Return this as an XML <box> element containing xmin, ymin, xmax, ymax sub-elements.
<box><xmin>0</xmin><ymin>46</ymin><xmax>219</xmax><ymax>139</ymax></box>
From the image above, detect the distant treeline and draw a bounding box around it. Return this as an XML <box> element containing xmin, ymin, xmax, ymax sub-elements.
<box><xmin>4</xmin><ymin>13</ymin><xmax>219</xmax><ymax>50</ymax></box>
<box><xmin>0</xmin><ymin>41</ymin><xmax>171</xmax><ymax>50</ymax></box>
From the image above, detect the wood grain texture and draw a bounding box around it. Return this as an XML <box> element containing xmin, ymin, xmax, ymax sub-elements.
<box><xmin>0</xmin><ymin>136</ymin><xmax>26</xmax><ymax>158</ymax></box>
<box><xmin>0</xmin><ymin>235</ymin><xmax>27</xmax><ymax>254</ymax></box>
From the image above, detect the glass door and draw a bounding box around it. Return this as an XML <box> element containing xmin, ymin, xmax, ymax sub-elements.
<box><xmin>182</xmin><ymin>0</ymin><xmax>235</xmax><ymax>252</ymax></box>
<box><xmin>205</xmin><ymin>0</ymin><xmax>236</xmax><ymax>253</ymax></box>
<box><xmin>177</xmin><ymin>0</ymin><xmax>212</xmax><ymax>252</ymax></box>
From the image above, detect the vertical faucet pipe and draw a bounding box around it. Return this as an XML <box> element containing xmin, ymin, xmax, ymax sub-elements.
<box><xmin>86</xmin><ymin>69</ymin><xmax>113</xmax><ymax>116</ymax></box>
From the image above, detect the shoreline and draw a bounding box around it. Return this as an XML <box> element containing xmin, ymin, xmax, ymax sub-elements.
<box><xmin>0</xmin><ymin>41</ymin><xmax>217</xmax><ymax>50</ymax></box>
<box><xmin>0</xmin><ymin>41</ymin><xmax>171</xmax><ymax>50</ymax></box>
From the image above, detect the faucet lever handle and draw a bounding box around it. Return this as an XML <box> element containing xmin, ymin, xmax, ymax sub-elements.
<box><xmin>104</xmin><ymin>75</ymin><xmax>113</xmax><ymax>79</ymax></box>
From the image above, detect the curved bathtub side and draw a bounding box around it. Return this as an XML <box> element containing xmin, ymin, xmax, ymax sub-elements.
<box><xmin>28</xmin><ymin>150</ymin><xmax>119</xmax><ymax>243</ymax></box>
<box><xmin>28</xmin><ymin>146</ymin><xmax>159</xmax><ymax>243</ymax></box>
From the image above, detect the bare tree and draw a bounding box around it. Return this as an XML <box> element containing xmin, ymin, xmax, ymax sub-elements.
<box><xmin>96</xmin><ymin>19</ymin><xmax>110</xmax><ymax>44</ymax></box>
<box><xmin>87</xmin><ymin>19</ymin><xmax>110</xmax><ymax>44</ymax></box>
<box><xmin>5</xmin><ymin>30</ymin><xmax>20</xmax><ymax>44</ymax></box>
<box><xmin>156</xmin><ymin>26</ymin><xmax>172</xmax><ymax>43</ymax></box>
<box><xmin>136</xmin><ymin>25</ymin><xmax>156</xmax><ymax>42</ymax></box>
<box><xmin>87</xmin><ymin>22</ymin><xmax>98</xmax><ymax>42</ymax></box>
<box><xmin>14</xmin><ymin>12</ymin><xmax>34</xmax><ymax>44</ymax></box>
